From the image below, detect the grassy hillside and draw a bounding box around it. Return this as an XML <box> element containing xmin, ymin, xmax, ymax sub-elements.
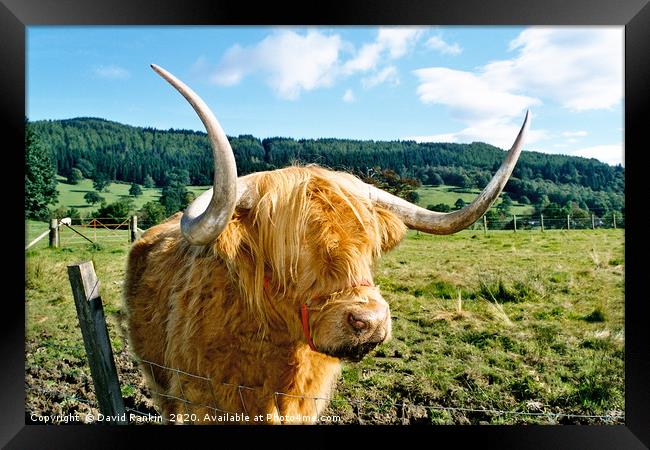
<box><xmin>25</xmin><ymin>228</ymin><xmax>624</xmax><ymax>424</ymax></box>
<box><xmin>53</xmin><ymin>176</ymin><xmax>210</xmax><ymax>215</ymax></box>
<box><xmin>52</xmin><ymin>178</ymin><xmax>532</xmax><ymax>219</ymax></box>
<box><xmin>417</xmin><ymin>185</ymin><xmax>534</xmax><ymax>215</ymax></box>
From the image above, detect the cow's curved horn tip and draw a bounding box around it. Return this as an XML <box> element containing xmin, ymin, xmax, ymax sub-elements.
<box><xmin>150</xmin><ymin>64</ymin><xmax>163</xmax><ymax>74</ymax></box>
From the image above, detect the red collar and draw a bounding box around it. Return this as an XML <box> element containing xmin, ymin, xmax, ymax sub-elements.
<box><xmin>301</xmin><ymin>303</ymin><xmax>318</xmax><ymax>351</ymax></box>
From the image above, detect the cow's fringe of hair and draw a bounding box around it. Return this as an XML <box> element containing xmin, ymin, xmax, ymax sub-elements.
<box><xmin>207</xmin><ymin>165</ymin><xmax>384</xmax><ymax>333</ymax></box>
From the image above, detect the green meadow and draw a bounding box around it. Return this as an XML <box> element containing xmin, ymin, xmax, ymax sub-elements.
<box><xmin>25</xmin><ymin>224</ymin><xmax>624</xmax><ymax>424</ymax></box>
<box><xmin>417</xmin><ymin>185</ymin><xmax>534</xmax><ymax>216</ymax></box>
<box><xmin>52</xmin><ymin>177</ymin><xmax>531</xmax><ymax>219</ymax></box>
<box><xmin>326</xmin><ymin>228</ymin><xmax>624</xmax><ymax>424</ymax></box>
<box><xmin>52</xmin><ymin>175</ymin><xmax>210</xmax><ymax>215</ymax></box>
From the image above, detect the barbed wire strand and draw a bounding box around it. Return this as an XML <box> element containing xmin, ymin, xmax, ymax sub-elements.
<box><xmin>25</xmin><ymin>347</ymin><xmax>624</xmax><ymax>424</ymax></box>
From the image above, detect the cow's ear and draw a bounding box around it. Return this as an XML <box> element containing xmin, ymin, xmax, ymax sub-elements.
<box><xmin>375</xmin><ymin>207</ymin><xmax>407</xmax><ymax>253</ymax></box>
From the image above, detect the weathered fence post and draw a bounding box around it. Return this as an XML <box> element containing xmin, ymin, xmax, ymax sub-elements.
<box><xmin>483</xmin><ymin>215</ymin><xmax>488</xmax><ymax>235</ymax></box>
<box><xmin>591</xmin><ymin>213</ymin><xmax>595</xmax><ymax>230</ymax></box>
<box><xmin>540</xmin><ymin>214</ymin><xmax>544</xmax><ymax>232</ymax></box>
<box><xmin>67</xmin><ymin>261</ymin><xmax>128</xmax><ymax>424</ymax></box>
<box><xmin>49</xmin><ymin>219</ymin><xmax>60</xmax><ymax>248</ymax></box>
<box><xmin>129</xmin><ymin>216</ymin><xmax>138</xmax><ymax>243</ymax></box>
<box><xmin>567</xmin><ymin>214</ymin><xmax>571</xmax><ymax>230</ymax></box>
<box><xmin>612</xmin><ymin>212</ymin><xmax>617</xmax><ymax>229</ymax></box>
<box><xmin>513</xmin><ymin>214</ymin><xmax>517</xmax><ymax>232</ymax></box>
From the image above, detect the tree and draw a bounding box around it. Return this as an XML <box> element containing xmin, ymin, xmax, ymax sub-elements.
<box><xmin>497</xmin><ymin>194</ymin><xmax>513</xmax><ymax>216</ymax></box>
<box><xmin>84</xmin><ymin>191</ymin><xmax>104</xmax><ymax>206</ymax></box>
<box><xmin>93</xmin><ymin>172</ymin><xmax>111</xmax><ymax>192</ymax></box>
<box><xmin>51</xmin><ymin>206</ymin><xmax>81</xmax><ymax>220</ymax></box>
<box><xmin>25</xmin><ymin>119</ymin><xmax>58</xmax><ymax>220</ymax></box>
<box><xmin>143</xmin><ymin>174</ymin><xmax>155</xmax><ymax>189</ymax></box>
<box><xmin>137</xmin><ymin>201</ymin><xmax>167</xmax><ymax>228</ymax></box>
<box><xmin>429</xmin><ymin>173</ymin><xmax>444</xmax><ymax>186</ymax></box>
<box><xmin>454</xmin><ymin>198</ymin><xmax>467</xmax><ymax>210</ymax></box>
<box><xmin>129</xmin><ymin>182</ymin><xmax>143</xmax><ymax>197</ymax></box>
<box><xmin>404</xmin><ymin>190</ymin><xmax>420</xmax><ymax>204</ymax></box>
<box><xmin>164</xmin><ymin>168</ymin><xmax>190</xmax><ymax>187</ymax></box>
<box><xmin>427</xmin><ymin>203</ymin><xmax>451</xmax><ymax>212</ymax></box>
<box><xmin>67</xmin><ymin>168</ymin><xmax>83</xmax><ymax>185</ymax></box>
<box><xmin>485</xmin><ymin>208</ymin><xmax>505</xmax><ymax>229</ymax></box>
<box><xmin>160</xmin><ymin>183</ymin><xmax>190</xmax><ymax>216</ymax></box>
<box><xmin>76</xmin><ymin>158</ymin><xmax>94</xmax><ymax>178</ymax></box>
<box><xmin>363</xmin><ymin>168</ymin><xmax>421</xmax><ymax>203</ymax></box>
<box><xmin>92</xmin><ymin>198</ymin><xmax>135</xmax><ymax>222</ymax></box>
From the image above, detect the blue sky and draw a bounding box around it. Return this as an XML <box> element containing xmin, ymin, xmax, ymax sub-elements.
<box><xmin>27</xmin><ymin>26</ymin><xmax>624</xmax><ymax>166</ymax></box>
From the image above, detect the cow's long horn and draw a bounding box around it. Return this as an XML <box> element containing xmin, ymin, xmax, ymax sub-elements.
<box><xmin>151</xmin><ymin>64</ymin><xmax>239</xmax><ymax>245</ymax></box>
<box><xmin>352</xmin><ymin>111</ymin><xmax>530</xmax><ymax>234</ymax></box>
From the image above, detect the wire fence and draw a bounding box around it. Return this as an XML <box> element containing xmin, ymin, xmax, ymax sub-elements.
<box><xmin>468</xmin><ymin>212</ymin><xmax>624</xmax><ymax>232</ymax></box>
<box><xmin>26</xmin><ymin>217</ymin><xmax>141</xmax><ymax>250</ymax></box>
<box><xmin>25</xmin><ymin>340</ymin><xmax>625</xmax><ymax>425</ymax></box>
<box><xmin>27</xmin><ymin>210</ymin><xmax>625</xmax><ymax>251</ymax></box>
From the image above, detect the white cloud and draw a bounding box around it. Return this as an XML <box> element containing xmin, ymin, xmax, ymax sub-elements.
<box><xmin>211</xmin><ymin>30</ymin><xmax>342</xmax><ymax>100</ymax></box>
<box><xmin>94</xmin><ymin>64</ymin><xmax>130</xmax><ymax>80</ymax></box>
<box><xmin>405</xmin><ymin>117</ymin><xmax>547</xmax><ymax>150</ymax></box>
<box><xmin>362</xmin><ymin>66</ymin><xmax>399</xmax><ymax>89</ymax></box>
<box><xmin>342</xmin><ymin>42</ymin><xmax>383</xmax><ymax>74</ymax></box>
<box><xmin>343</xmin><ymin>27</ymin><xmax>423</xmax><ymax>76</ymax></box>
<box><xmin>561</xmin><ymin>130</ymin><xmax>588</xmax><ymax>138</ymax></box>
<box><xmin>482</xmin><ymin>28</ymin><xmax>623</xmax><ymax>111</ymax></box>
<box><xmin>377</xmin><ymin>27</ymin><xmax>424</xmax><ymax>58</ymax></box>
<box><xmin>410</xmin><ymin>28</ymin><xmax>622</xmax><ymax>153</ymax></box>
<box><xmin>425</xmin><ymin>35</ymin><xmax>462</xmax><ymax>55</ymax></box>
<box><xmin>572</xmin><ymin>144</ymin><xmax>623</xmax><ymax>166</ymax></box>
<box><xmin>342</xmin><ymin>88</ymin><xmax>355</xmax><ymax>103</ymax></box>
<box><xmin>208</xmin><ymin>27</ymin><xmax>423</xmax><ymax>100</ymax></box>
<box><xmin>410</xmin><ymin>66</ymin><xmax>541</xmax><ymax>148</ymax></box>
<box><xmin>414</xmin><ymin>67</ymin><xmax>540</xmax><ymax>123</ymax></box>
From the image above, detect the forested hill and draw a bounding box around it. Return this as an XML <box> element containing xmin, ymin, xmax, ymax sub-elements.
<box><xmin>30</xmin><ymin>117</ymin><xmax>624</xmax><ymax>212</ymax></box>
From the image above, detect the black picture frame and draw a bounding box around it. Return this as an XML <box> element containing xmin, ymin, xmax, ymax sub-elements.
<box><xmin>5</xmin><ymin>0</ymin><xmax>648</xmax><ymax>448</ymax></box>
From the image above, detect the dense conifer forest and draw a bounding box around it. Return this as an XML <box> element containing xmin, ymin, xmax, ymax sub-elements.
<box><xmin>30</xmin><ymin>117</ymin><xmax>624</xmax><ymax>216</ymax></box>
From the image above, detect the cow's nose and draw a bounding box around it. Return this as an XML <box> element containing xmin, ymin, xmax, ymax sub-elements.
<box><xmin>348</xmin><ymin>313</ymin><xmax>369</xmax><ymax>331</ymax></box>
<box><xmin>346</xmin><ymin>303</ymin><xmax>389</xmax><ymax>335</ymax></box>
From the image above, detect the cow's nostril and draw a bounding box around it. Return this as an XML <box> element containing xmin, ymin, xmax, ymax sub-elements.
<box><xmin>348</xmin><ymin>313</ymin><xmax>368</xmax><ymax>331</ymax></box>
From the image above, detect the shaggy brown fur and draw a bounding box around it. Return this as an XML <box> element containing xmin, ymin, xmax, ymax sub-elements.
<box><xmin>123</xmin><ymin>165</ymin><xmax>406</xmax><ymax>423</ymax></box>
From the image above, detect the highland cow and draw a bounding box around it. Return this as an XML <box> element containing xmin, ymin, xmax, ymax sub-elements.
<box><xmin>123</xmin><ymin>64</ymin><xmax>529</xmax><ymax>424</ymax></box>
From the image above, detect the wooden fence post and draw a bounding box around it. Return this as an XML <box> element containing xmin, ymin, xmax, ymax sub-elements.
<box><xmin>513</xmin><ymin>214</ymin><xmax>517</xmax><ymax>232</ymax></box>
<box><xmin>592</xmin><ymin>214</ymin><xmax>595</xmax><ymax>230</ymax></box>
<box><xmin>612</xmin><ymin>212</ymin><xmax>617</xmax><ymax>229</ymax></box>
<box><xmin>540</xmin><ymin>214</ymin><xmax>544</xmax><ymax>232</ymax></box>
<box><xmin>67</xmin><ymin>261</ymin><xmax>127</xmax><ymax>424</ymax></box>
<box><xmin>567</xmin><ymin>214</ymin><xmax>571</xmax><ymax>230</ymax></box>
<box><xmin>49</xmin><ymin>219</ymin><xmax>59</xmax><ymax>248</ymax></box>
<box><xmin>483</xmin><ymin>215</ymin><xmax>488</xmax><ymax>235</ymax></box>
<box><xmin>129</xmin><ymin>216</ymin><xmax>138</xmax><ymax>243</ymax></box>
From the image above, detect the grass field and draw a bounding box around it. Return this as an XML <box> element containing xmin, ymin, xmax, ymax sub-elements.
<box><xmin>24</xmin><ymin>225</ymin><xmax>624</xmax><ymax>425</ymax></box>
<box><xmin>53</xmin><ymin>176</ymin><xmax>210</xmax><ymax>215</ymax></box>
<box><xmin>53</xmin><ymin>177</ymin><xmax>531</xmax><ymax>218</ymax></box>
<box><xmin>417</xmin><ymin>185</ymin><xmax>534</xmax><ymax>216</ymax></box>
